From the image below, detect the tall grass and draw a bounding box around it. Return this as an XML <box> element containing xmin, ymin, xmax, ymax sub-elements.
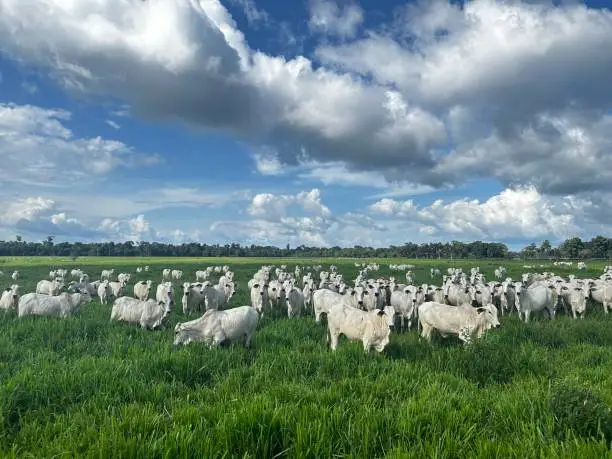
<box><xmin>0</xmin><ymin>259</ymin><xmax>610</xmax><ymax>457</ymax></box>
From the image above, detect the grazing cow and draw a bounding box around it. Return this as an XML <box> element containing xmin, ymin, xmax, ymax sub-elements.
<box><xmin>110</xmin><ymin>297</ymin><xmax>169</xmax><ymax>329</ymax></box>
<box><xmin>173</xmin><ymin>306</ymin><xmax>259</xmax><ymax>348</ymax></box>
<box><xmin>326</xmin><ymin>304</ymin><xmax>395</xmax><ymax>353</ymax></box>
<box><xmin>418</xmin><ymin>302</ymin><xmax>500</xmax><ymax>344</ymax></box>
<box><xmin>18</xmin><ymin>291</ymin><xmax>92</xmax><ymax>318</ymax></box>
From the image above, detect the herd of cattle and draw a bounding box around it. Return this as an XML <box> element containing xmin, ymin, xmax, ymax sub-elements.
<box><xmin>1</xmin><ymin>262</ymin><xmax>611</xmax><ymax>353</ymax></box>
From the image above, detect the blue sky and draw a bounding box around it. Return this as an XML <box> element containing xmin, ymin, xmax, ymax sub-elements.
<box><xmin>1</xmin><ymin>0</ymin><xmax>612</xmax><ymax>249</ymax></box>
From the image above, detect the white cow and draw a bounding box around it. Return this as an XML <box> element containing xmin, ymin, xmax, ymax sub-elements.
<box><xmin>326</xmin><ymin>304</ymin><xmax>395</xmax><ymax>353</ymax></box>
<box><xmin>110</xmin><ymin>297</ymin><xmax>169</xmax><ymax>329</ymax></box>
<box><xmin>109</xmin><ymin>280</ymin><xmax>127</xmax><ymax>299</ymax></box>
<box><xmin>162</xmin><ymin>269</ymin><xmax>172</xmax><ymax>281</ymax></box>
<box><xmin>312</xmin><ymin>288</ymin><xmax>362</xmax><ymax>323</ymax></box>
<box><xmin>444</xmin><ymin>283</ymin><xmax>472</xmax><ymax>306</ymax></box>
<box><xmin>171</xmin><ymin>270</ymin><xmax>183</xmax><ymax>281</ymax></box>
<box><xmin>156</xmin><ymin>282</ymin><xmax>175</xmax><ymax>312</ymax></box>
<box><xmin>302</xmin><ymin>282</ymin><xmax>315</xmax><ymax>312</ymax></box>
<box><xmin>182</xmin><ymin>282</ymin><xmax>206</xmax><ymax>315</ymax></box>
<box><xmin>18</xmin><ymin>291</ymin><xmax>92</xmax><ymax>318</ymax></box>
<box><xmin>117</xmin><ymin>273</ymin><xmax>131</xmax><ymax>284</ymax></box>
<box><xmin>11</xmin><ymin>271</ymin><xmax>19</xmax><ymax>282</ymax></box>
<box><xmin>284</xmin><ymin>282</ymin><xmax>305</xmax><ymax>318</ymax></box>
<box><xmin>36</xmin><ymin>278</ymin><xmax>64</xmax><ymax>296</ymax></box>
<box><xmin>68</xmin><ymin>280</ymin><xmax>97</xmax><ymax>297</ymax></box>
<box><xmin>173</xmin><ymin>306</ymin><xmax>259</xmax><ymax>348</ymax></box>
<box><xmin>390</xmin><ymin>288</ymin><xmax>416</xmax><ymax>332</ymax></box>
<box><xmin>133</xmin><ymin>280</ymin><xmax>153</xmax><ymax>301</ymax></box>
<box><xmin>589</xmin><ymin>283</ymin><xmax>612</xmax><ymax>314</ymax></box>
<box><xmin>515</xmin><ymin>283</ymin><xmax>556</xmax><ymax>322</ymax></box>
<box><xmin>101</xmin><ymin>269</ymin><xmax>114</xmax><ymax>281</ymax></box>
<box><xmin>0</xmin><ymin>285</ymin><xmax>19</xmax><ymax>310</ymax></box>
<box><xmin>250</xmin><ymin>282</ymin><xmax>269</xmax><ymax>316</ymax></box>
<box><xmin>560</xmin><ymin>283</ymin><xmax>589</xmax><ymax>319</ymax></box>
<box><xmin>267</xmin><ymin>280</ymin><xmax>286</xmax><ymax>309</ymax></box>
<box><xmin>418</xmin><ymin>302</ymin><xmax>500</xmax><ymax>344</ymax></box>
<box><xmin>98</xmin><ymin>280</ymin><xmax>112</xmax><ymax>305</ymax></box>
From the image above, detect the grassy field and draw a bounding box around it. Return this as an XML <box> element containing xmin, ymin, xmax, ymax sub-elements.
<box><xmin>0</xmin><ymin>257</ymin><xmax>611</xmax><ymax>457</ymax></box>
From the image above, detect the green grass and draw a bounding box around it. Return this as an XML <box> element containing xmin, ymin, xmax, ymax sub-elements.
<box><xmin>0</xmin><ymin>258</ymin><xmax>611</xmax><ymax>457</ymax></box>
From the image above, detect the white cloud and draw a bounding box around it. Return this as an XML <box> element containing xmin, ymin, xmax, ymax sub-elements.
<box><xmin>213</xmin><ymin>188</ymin><xmax>388</xmax><ymax>247</ymax></box>
<box><xmin>369</xmin><ymin>186</ymin><xmax>577</xmax><ymax>240</ymax></box>
<box><xmin>308</xmin><ymin>0</ymin><xmax>364</xmax><ymax>39</ymax></box>
<box><xmin>2</xmin><ymin>0</ymin><xmax>612</xmax><ymax>245</ymax></box>
<box><xmin>0</xmin><ymin>103</ymin><xmax>160</xmax><ymax>188</ymax></box>
<box><xmin>252</xmin><ymin>149</ymin><xmax>283</xmax><ymax>176</ymax></box>
<box><xmin>106</xmin><ymin>119</ymin><xmax>120</xmax><ymax>129</ymax></box>
<box><xmin>0</xmin><ymin>0</ymin><xmax>447</xmax><ymax>186</ymax></box>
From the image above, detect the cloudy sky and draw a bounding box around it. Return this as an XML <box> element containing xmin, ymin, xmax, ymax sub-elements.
<box><xmin>0</xmin><ymin>0</ymin><xmax>611</xmax><ymax>249</ymax></box>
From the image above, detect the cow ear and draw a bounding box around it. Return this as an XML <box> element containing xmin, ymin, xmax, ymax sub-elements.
<box><xmin>377</xmin><ymin>309</ymin><xmax>385</xmax><ymax>316</ymax></box>
<box><xmin>476</xmin><ymin>307</ymin><xmax>485</xmax><ymax>314</ymax></box>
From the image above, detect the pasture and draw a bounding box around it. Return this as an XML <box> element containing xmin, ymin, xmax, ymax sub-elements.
<box><xmin>0</xmin><ymin>257</ymin><xmax>611</xmax><ymax>457</ymax></box>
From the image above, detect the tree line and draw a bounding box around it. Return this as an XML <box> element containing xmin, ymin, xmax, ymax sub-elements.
<box><xmin>0</xmin><ymin>235</ymin><xmax>610</xmax><ymax>259</ymax></box>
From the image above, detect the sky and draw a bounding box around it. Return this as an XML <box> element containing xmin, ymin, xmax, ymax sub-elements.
<box><xmin>0</xmin><ymin>0</ymin><xmax>612</xmax><ymax>250</ymax></box>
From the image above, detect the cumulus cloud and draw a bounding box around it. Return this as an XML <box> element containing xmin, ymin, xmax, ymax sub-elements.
<box><xmin>0</xmin><ymin>0</ymin><xmax>447</xmax><ymax>186</ymax></box>
<box><xmin>2</xmin><ymin>0</ymin><xmax>612</xmax><ymax>245</ymax></box>
<box><xmin>0</xmin><ymin>197</ymin><xmax>102</xmax><ymax>239</ymax></box>
<box><xmin>213</xmin><ymin>188</ymin><xmax>388</xmax><ymax>247</ymax></box>
<box><xmin>0</xmin><ymin>103</ymin><xmax>160</xmax><ymax>188</ymax></box>
<box><xmin>368</xmin><ymin>186</ymin><xmax>578</xmax><ymax>241</ymax></box>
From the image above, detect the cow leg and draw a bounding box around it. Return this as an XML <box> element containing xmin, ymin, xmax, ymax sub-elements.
<box><xmin>244</xmin><ymin>332</ymin><xmax>253</xmax><ymax>348</ymax></box>
<box><xmin>420</xmin><ymin>324</ymin><xmax>433</xmax><ymax>341</ymax></box>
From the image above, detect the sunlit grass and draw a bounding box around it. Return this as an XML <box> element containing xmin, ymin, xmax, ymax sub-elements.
<box><xmin>0</xmin><ymin>259</ymin><xmax>610</xmax><ymax>456</ymax></box>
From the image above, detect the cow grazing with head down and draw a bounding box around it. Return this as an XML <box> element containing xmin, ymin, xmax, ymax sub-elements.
<box><xmin>418</xmin><ymin>302</ymin><xmax>500</xmax><ymax>344</ymax></box>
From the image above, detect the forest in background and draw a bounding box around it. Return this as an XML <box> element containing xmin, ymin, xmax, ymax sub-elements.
<box><xmin>0</xmin><ymin>235</ymin><xmax>608</xmax><ymax>260</ymax></box>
